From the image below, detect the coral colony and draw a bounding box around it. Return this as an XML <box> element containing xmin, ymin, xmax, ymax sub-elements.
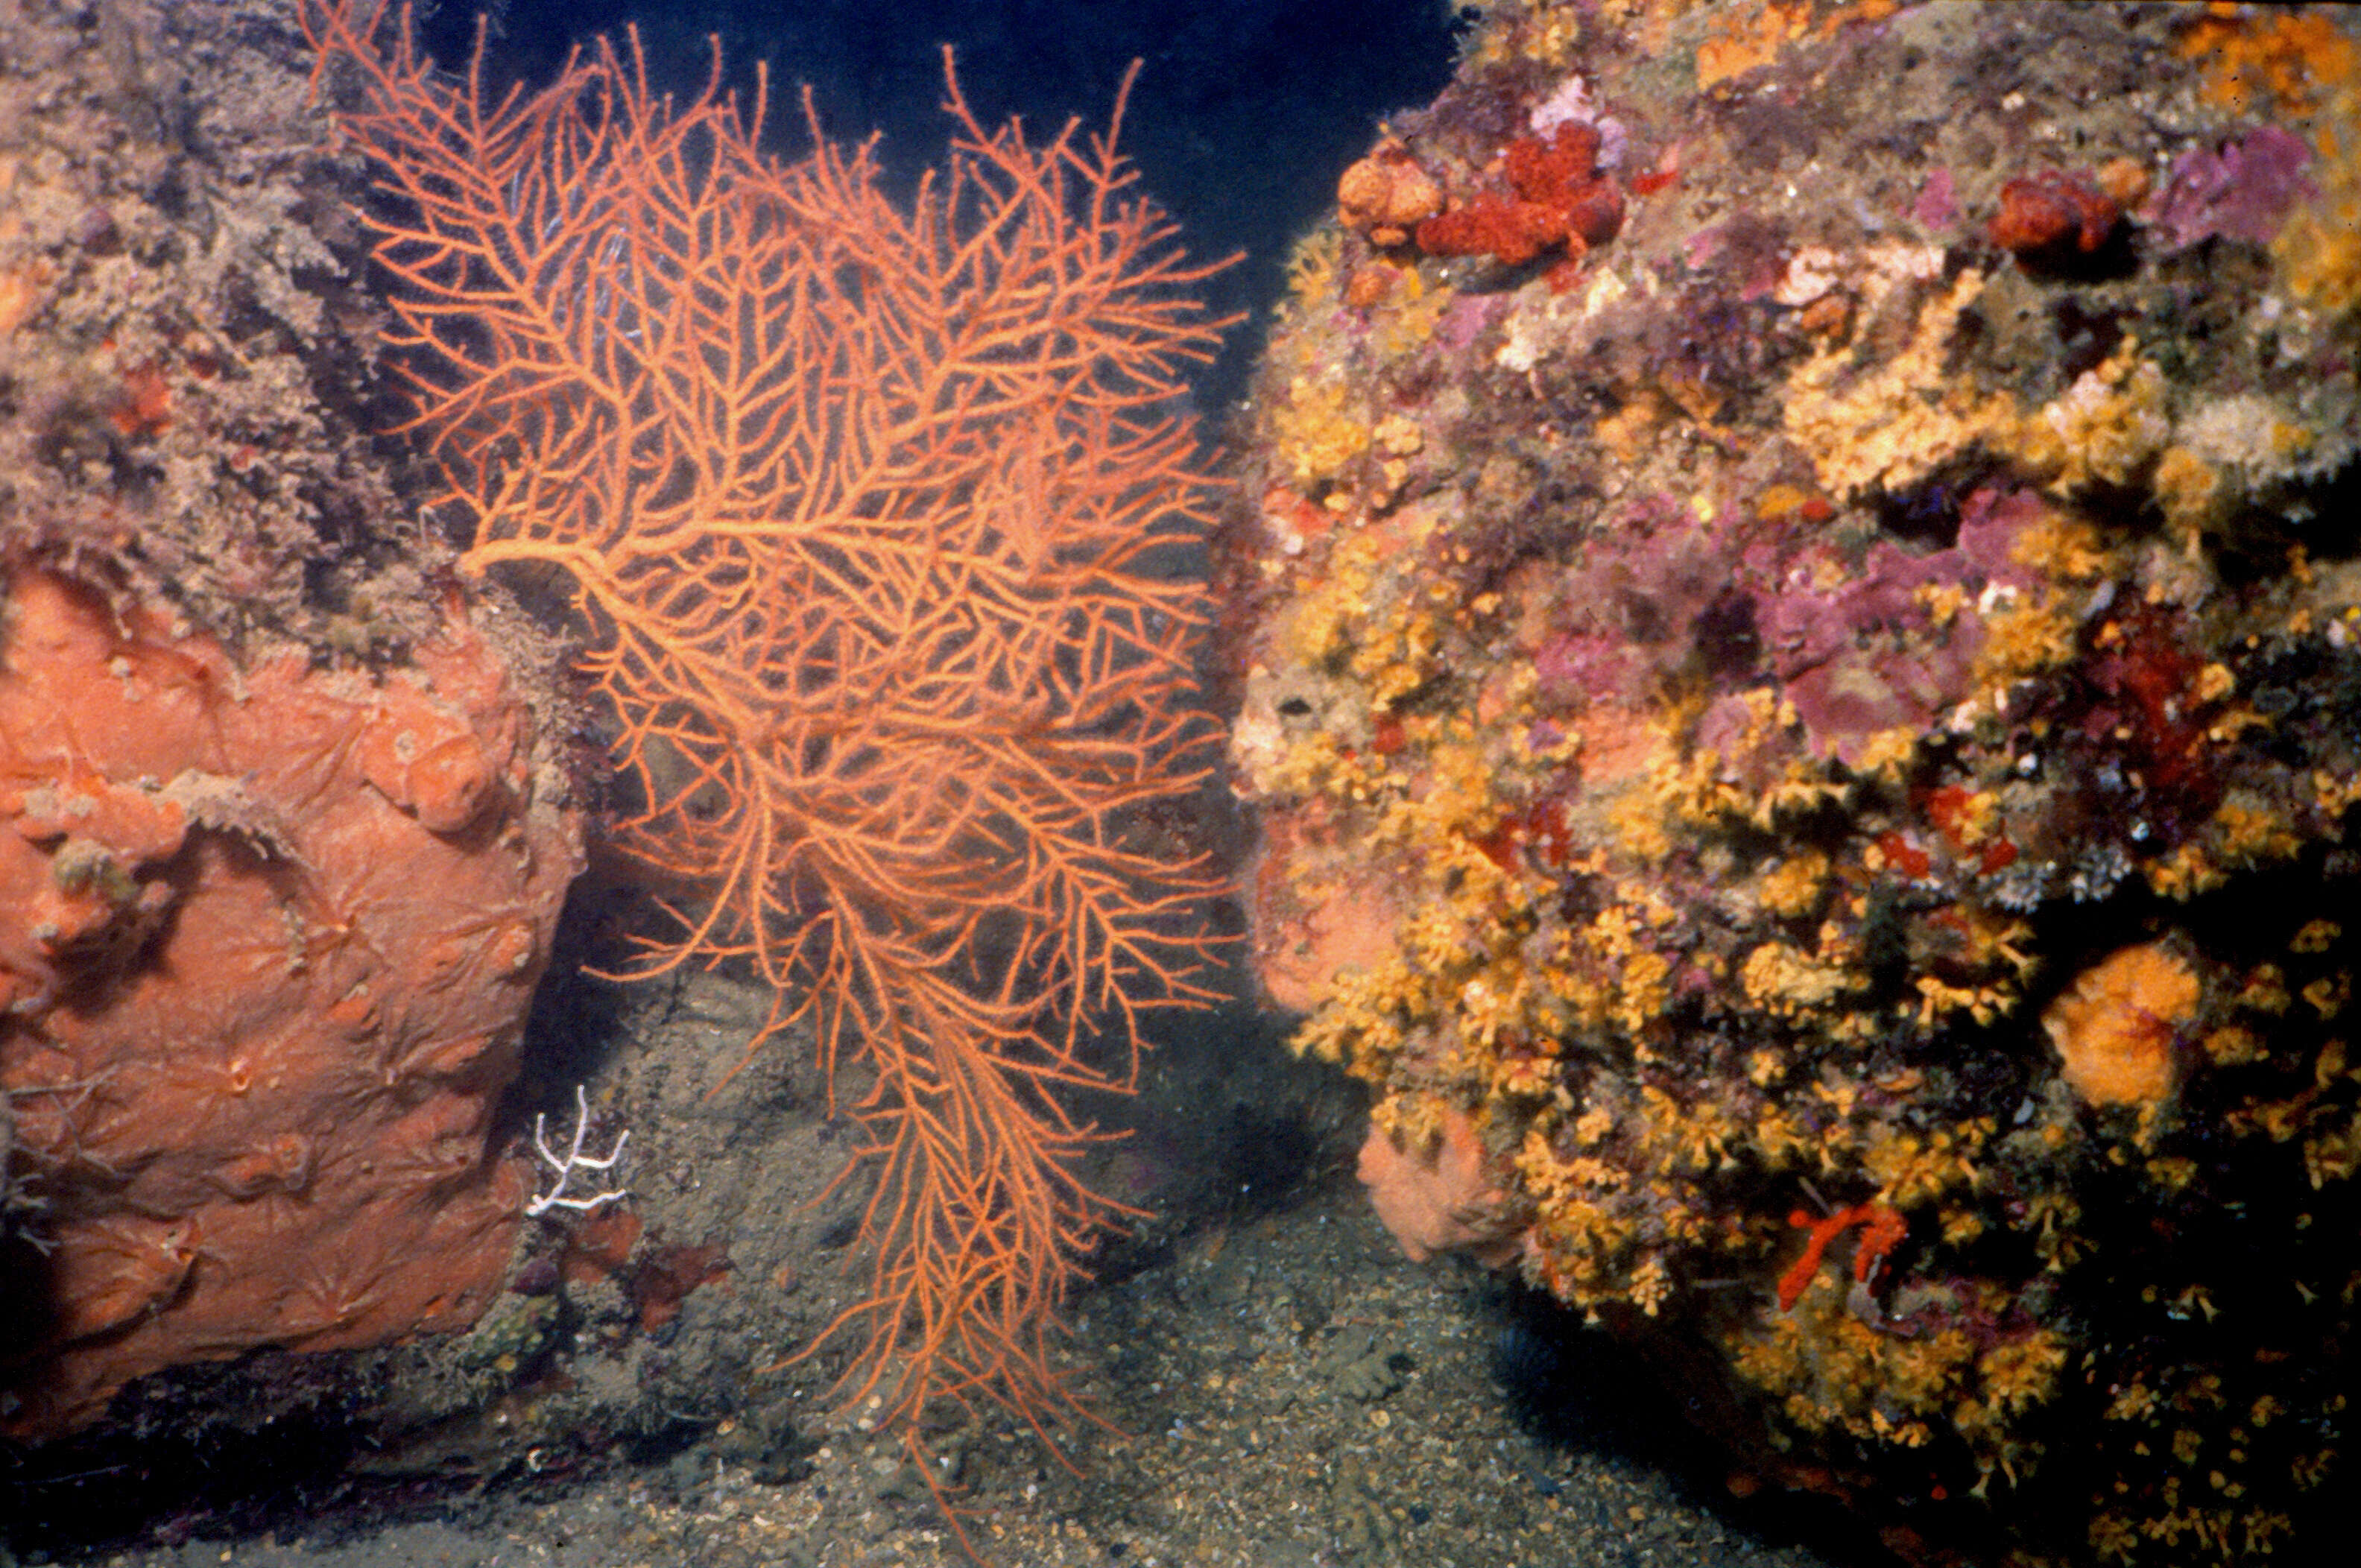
<box><xmin>1226</xmin><ymin>1</ymin><xmax>2361</xmax><ymax>1563</ymax></box>
<box><xmin>524</xmin><ymin>1087</ymin><xmax>630</xmax><ymax>1220</ymax></box>
<box><xmin>300</xmin><ymin>0</ymin><xmax>1229</xmax><ymax>1536</ymax></box>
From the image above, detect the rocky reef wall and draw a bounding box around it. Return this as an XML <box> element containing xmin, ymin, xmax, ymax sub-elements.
<box><xmin>0</xmin><ymin>0</ymin><xmax>581</xmax><ymax>1436</ymax></box>
<box><xmin>1221</xmin><ymin>2</ymin><xmax>2361</xmax><ymax>1560</ymax></box>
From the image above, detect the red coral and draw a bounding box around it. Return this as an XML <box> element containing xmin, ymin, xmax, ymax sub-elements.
<box><xmin>1417</xmin><ymin>122</ymin><xmax>1625</xmax><ymax>265</ymax></box>
<box><xmin>1417</xmin><ymin>194</ymin><xmax>1570</xmax><ymax>265</ymax></box>
<box><xmin>1777</xmin><ymin>1201</ymin><xmax>1908</xmax><ymax>1312</ymax></box>
<box><xmin>1874</xmin><ymin>830</ymin><xmax>1933</xmax><ymax>881</ymax></box>
<box><xmin>1505</xmin><ymin>122</ymin><xmax>1601</xmax><ymax>214</ymax></box>
<box><xmin>1920</xmin><ymin>783</ymin><xmax>2020</xmax><ymax>874</ymax></box>
<box><xmin>1990</xmin><ymin>170</ymin><xmax>2122</xmax><ymax>259</ymax></box>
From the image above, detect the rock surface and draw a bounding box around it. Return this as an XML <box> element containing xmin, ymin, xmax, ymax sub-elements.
<box><xmin>1221</xmin><ymin>2</ymin><xmax>2361</xmax><ymax>1560</ymax></box>
<box><xmin>0</xmin><ymin>0</ymin><xmax>581</xmax><ymax>1438</ymax></box>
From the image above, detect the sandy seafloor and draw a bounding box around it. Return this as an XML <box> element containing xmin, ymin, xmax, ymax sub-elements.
<box><xmin>13</xmin><ymin>965</ymin><xmax>1867</xmax><ymax>1568</ymax></box>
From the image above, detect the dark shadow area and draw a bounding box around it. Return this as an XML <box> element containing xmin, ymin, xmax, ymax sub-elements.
<box><xmin>1084</xmin><ymin>990</ymin><xmax>1368</xmax><ymax>1284</ymax></box>
<box><xmin>1</xmin><ymin>1353</ymin><xmax>459</xmax><ymax>1559</ymax></box>
<box><xmin>1479</xmin><ymin>1281</ymin><xmax>1895</xmax><ymax>1568</ymax></box>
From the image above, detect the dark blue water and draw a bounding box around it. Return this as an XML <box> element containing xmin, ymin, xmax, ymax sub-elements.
<box><xmin>411</xmin><ymin>0</ymin><xmax>1461</xmax><ymax>411</ymax></box>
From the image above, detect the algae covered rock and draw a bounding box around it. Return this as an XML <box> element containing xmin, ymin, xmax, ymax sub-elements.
<box><xmin>1221</xmin><ymin>2</ymin><xmax>2361</xmax><ymax>1559</ymax></box>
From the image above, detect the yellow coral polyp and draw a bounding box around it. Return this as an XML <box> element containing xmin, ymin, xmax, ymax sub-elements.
<box><xmin>2155</xmin><ymin>443</ymin><xmax>2230</xmax><ymax>536</ymax></box>
<box><xmin>2015</xmin><ymin>341</ymin><xmax>2171</xmax><ymax>496</ymax></box>
<box><xmin>1915</xmin><ymin>975</ymin><xmax>2017</xmax><ymax>1028</ymax></box>
<box><xmin>1751</xmin><ymin>1105</ymin><xmax>1811</xmax><ymax>1170</ymax></box>
<box><xmin>1782</xmin><ymin>270</ymin><xmax>2018</xmax><ymax>503</ymax></box>
<box><xmin>1628</xmin><ymin>1252</ymin><xmax>1673</xmax><ymax>1316</ymax></box>
<box><xmin>1351</xmin><ymin>602</ymin><xmax>1444</xmax><ymax>710</ymax></box>
<box><xmin>1863</xmin><ymin>1121</ymin><xmax>1990</xmax><ymax>1209</ymax></box>
<box><xmin>1740</xmin><ymin>939</ymin><xmax>1859</xmax><ymax>1018</ymax></box>
<box><xmin>1613</xmin><ymin>949</ymin><xmax>1673</xmax><ymax>1036</ymax></box>
<box><xmin>1275</xmin><ymin>371</ymin><xmax>1373</xmax><ymax>487</ymax></box>
<box><xmin>1977</xmin><ymin>1331</ymin><xmax>2067</xmax><ymax>1420</ymax></box>
<box><xmin>1752</xmin><ymin>850</ymin><xmax>1830</xmax><ymax>917</ymax></box>
<box><xmin>1456</xmin><ymin>963</ymin><xmax>1534</xmax><ymax>1051</ymax></box>
<box><xmin>2276</xmin><ymin>116</ymin><xmax>2361</xmax><ymax>318</ymax></box>
<box><xmin>1374</xmin><ymin>277</ymin><xmax>1455</xmax><ymax>362</ymax></box>
<box><xmin>1973</xmin><ymin>596</ymin><xmax>2082</xmax><ymax>689</ymax></box>
<box><xmin>2148</xmin><ymin>842</ymin><xmax>2227</xmax><ymax>901</ymax></box>
<box><xmin>2008</xmin><ymin>511</ymin><xmax>2115</xmax><ymax>582</ymax></box>
<box><xmin>1636</xmin><ymin>1084</ymin><xmax>1739</xmax><ymax>1175</ymax></box>
<box><xmin>2213</xmin><ymin>796</ymin><xmax>2304</xmax><ymax>869</ymax></box>
<box><xmin>1281</xmin><ymin>227</ymin><xmax>1343</xmax><ymax>314</ymax></box>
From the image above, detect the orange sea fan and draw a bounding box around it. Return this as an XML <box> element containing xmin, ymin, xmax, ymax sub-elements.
<box><xmin>302</xmin><ymin>0</ymin><xmax>1233</xmax><ymax>1508</ymax></box>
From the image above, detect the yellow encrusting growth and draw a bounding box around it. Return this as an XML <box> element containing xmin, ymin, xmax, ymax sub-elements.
<box><xmin>1235</xmin><ymin>4</ymin><xmax>2361</xmax><ymax>1561</ymax></box>
<box><xmin>1782</xmin><ymin>272</ymin><xmax>2017</xmax><ymax>503</ymax></box>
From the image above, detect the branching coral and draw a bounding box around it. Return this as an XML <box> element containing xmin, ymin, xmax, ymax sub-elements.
<box><xmin>303</xmin><ymin>0</ymin><xmax>1230</xmax><ymax>1511</ymax></box>
<box><xmin>1775</xmin><ymin>1201</ymin><xmax>1905</xmax><ymax>1312</ymax></box>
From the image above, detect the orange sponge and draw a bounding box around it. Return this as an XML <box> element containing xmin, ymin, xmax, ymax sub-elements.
<box><xmin>0</xmin><ymin>566</ymin><xmax>582</xmax><ymax>1436</ymax></box>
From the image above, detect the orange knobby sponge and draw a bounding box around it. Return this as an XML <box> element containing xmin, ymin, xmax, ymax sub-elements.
<box><xmin>0</xmin><ymin>566</ymin><xmax>583</xmax><ymax>1437</ymax></box>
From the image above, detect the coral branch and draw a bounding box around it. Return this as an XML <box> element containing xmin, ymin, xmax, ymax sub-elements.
<box><xmin>303</xmin><ymin>0</ymin><xmax>1231</xmax><ymax>1475</ymax></box>
<box><xmin>525</xmin><ymin>1086</ymin><xmax>630</xmax><ymax>1218</ymax></box>
<box><xmin>1777</xmin><ymin>1201</ymin><xmax>1908</xmax><ymax>1313</ymax></box>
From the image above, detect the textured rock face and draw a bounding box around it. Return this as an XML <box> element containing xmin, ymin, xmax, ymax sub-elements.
<box><xmin>0</xmin><ymin>566</ymin><xmax>581</xmax><ymax>1436</ymax></box>
<box><xmin>1222</xmin><ymin>1</ymin><xmax>2361</xmax><ymax>1559</ymax></box>
<box><xmin>0</xmin><ymin>0</ymin><xmax>583</xmax><ymax>1439</ymax></box>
